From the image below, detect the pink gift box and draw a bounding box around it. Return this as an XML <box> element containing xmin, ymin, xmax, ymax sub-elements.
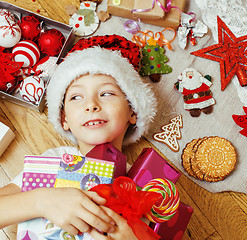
<box><xmin>150</xmin><ymin>203</ymin><xmax>193</xmax><ymax>240</ymax></box>
<box><xmin>127</xmin><ymin>148</ymin><xmax>192</xmax><ymax>240</ymax></box>
<box><xmin>127</xmin><ymin>148</ymin><xmax>181</xmax><ymax>187</ymax></box>
<box><xmin>22</xmin><ymin>155</ymin><xmax>61</xmax><ymax>192</ymax></box>
<box><xmin>86</xmin><ymin>143</ymin><xmax>127</xmax><ymax>178</ymax></box>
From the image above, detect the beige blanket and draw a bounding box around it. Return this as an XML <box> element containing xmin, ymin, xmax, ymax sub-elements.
<box><xmin>96</xmin><ymin>0</ymin><xmax>247</xmax><ymax>194</ymax></box>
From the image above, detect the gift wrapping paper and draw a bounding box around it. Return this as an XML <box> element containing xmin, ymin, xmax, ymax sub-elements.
<box><xmin>21</xmin><ymin>155</ymin><xmax>61</xmax><ymax>192</ymax></box>
<box><xmin>107</xmin><ymin>0</ymin><xmax>186</xmax><ymax>29</ymax></box>
<box><xmin>86</xmin><ymin>142</ymin><xmax>127</xmax><ymax>178</ymax></box>
<box><xmin>55</xmin><ymin>154</ymin><xmax>115</xmax><ymax>189</ymax></box>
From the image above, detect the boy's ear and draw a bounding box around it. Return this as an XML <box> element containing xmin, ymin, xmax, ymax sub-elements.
<box><xmin>61</xmin><ymin>110</ymin><xmax>70</xmax><ymax>131</ymax></box>
<box><xmin>129</xmin><ymin>111</ymin><xmax>137</xmax><ymax>125</ymax></box>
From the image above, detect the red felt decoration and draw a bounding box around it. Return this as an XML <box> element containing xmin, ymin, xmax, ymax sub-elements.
<box><xmin>0</xmin><ymin>50</ymin><xmax>23</xmax><ymax>93</ymax></box>
<box><xmin>20</xmin><ymin>15</ymin><xmax>41</xmax><ymax>40</ymax></box>
<box><xmin>232</xmin><ymin>106</ymin><xmax>247</xmax><ymax>137</ymax></box>
<box><xmin>191</xmin><ymin>16</ymin><xmax>247</xmax><ymax>91</ymax></box>
<box><xmin>38</xmin><ymin>29</ymin><xmax>65</xmax><ymax>56</ymax></box>
<box><xmin>90</xmin><ymin>176</ymin><xmax>162</xmax><ymax>240</ymax></box>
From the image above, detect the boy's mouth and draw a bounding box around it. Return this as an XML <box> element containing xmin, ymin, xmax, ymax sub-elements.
<box><xmin>83</xmin><ymin>120</ymin><xmax>106</xmax><ymax>127</ymax></box>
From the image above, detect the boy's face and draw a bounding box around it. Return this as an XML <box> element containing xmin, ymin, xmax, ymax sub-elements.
<box><xmin>61</xmin><ymin>74</ymin><xmax>137</xmax><ymax>154</ymax></box>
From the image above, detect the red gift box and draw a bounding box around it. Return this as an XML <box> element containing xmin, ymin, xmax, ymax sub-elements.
<box><xmin>127</xmin><ymin>148</ymin><xmax>193</xmax><ymax>240</ymax></box>
<box><xmin>150</xmin><ymin>203</ymin><xmax>193</xmax><ymax>240</ymax></box>
<box><xmin>86</xmin><ymin>142</ymin><xmax>127</xmax><ymax>178</ymax></box>
<box><xmin>127</xmin><ymin>148</ymin><xmax>181</xmax><ymax>187</ymax></box>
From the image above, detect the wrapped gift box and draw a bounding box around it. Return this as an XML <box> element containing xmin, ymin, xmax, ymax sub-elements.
<box><xmin>107</xmin><ymin>0</ymin><xmax>186</xmax><ymax>29</ymax></box>
<box><xmin>17</xmin><ymin>218</ymin><xmax>93</xmax><ymax>240</ymax></box>
<box><xmin>18</xmin><ymin>154</ymin><xmax>114</xmax><ymax>240</ymax></box>
<box><xmin>127</xmin><ymin>148</ymin><xmax>192</xmax><ymax>240</ymax></box>
<box><xmin>133</xmin><ymin>0</ymin><xmax>165</xmax><ymax>20</ymax></box>
<box><xmin>0</xmin><ymin>121</ymin><xmax>15</xmax><ymax>156</ymax></box>
<box><xmin>21</xmin><ymin>155</ymin><xmax>61</xmax><ymax>192</ymax></box>
<box><xmin>86</xmin><ymin>142</ymin><xmax>127</xmax><ymax>178</ymax></box>
<box><xmin>0</xmin><ymin>1</ymin><xmax>75</xmax><ymax>112</ymax></box>
<box><xmin>55</xmin><ymin>154</ymin><xmax>115</xmax><ymax>189</ymax></box>
<box><xmin>150</xmin><ymin>203</ymin><xmax>193</xmax><ymax>240</ymax></box>
<box><xmin>127</xmin><ymin>148</ymin><xmax>181</xmax><ymax>187</ymax></box>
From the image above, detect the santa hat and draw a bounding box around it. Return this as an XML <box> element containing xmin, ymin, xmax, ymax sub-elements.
<box><xmin>46</xmin><ymin>35</ymin><xmax>157</xmax><ymax>145</ymax></box>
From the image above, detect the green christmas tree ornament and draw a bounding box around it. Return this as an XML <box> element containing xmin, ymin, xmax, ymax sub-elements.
<box><xmin>139</xmin><ymin>40</ymin><xmax>172</xmax><ymax>82</ymax></box>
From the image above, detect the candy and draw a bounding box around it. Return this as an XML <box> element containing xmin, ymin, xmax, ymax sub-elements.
<box><xmin>142</xmin><ymin>178</ymin><xmax>180</xmax><ymax>222</ymax></box>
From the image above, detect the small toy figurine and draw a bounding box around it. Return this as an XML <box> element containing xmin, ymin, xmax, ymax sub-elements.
<box><xmin>175</xmin><ymin>68</ymin><xmax>216</xmax><ymax>117</ymax></box>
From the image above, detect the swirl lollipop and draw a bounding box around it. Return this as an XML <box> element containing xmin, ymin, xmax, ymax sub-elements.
<box><xmin>142</xmin><ymin>178</ymin><xmax>180</xmax><ymax>222</ymax></box>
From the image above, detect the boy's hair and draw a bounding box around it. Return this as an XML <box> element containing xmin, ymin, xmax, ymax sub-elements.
<box><xmin>46</xmin><ymin>35</ymin><xmax>157</xmax><ymax>145</ymax></box>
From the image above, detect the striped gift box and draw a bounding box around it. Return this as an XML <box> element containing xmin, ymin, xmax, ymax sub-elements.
<box><xmin>22</xmin><ymin>155</ymin><xmax>61</xmax><ymax>192</ymax></box>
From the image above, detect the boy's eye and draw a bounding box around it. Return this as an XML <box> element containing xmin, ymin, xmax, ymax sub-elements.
<box><xmin>101</xmin><ymin>92</ymin><xmax>115</xmax><ymax>97</ymax></box>
<box><xmin>71</xmin><ymin>95</ymin><xmax>83</xmax><ymax>100</ymax></box>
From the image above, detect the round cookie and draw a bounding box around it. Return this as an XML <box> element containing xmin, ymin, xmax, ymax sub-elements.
<box><xmin>182</xmin><ymin>138</ymin><xmax>199</xmax><ymax>178</ymax></box>
<box><xmin>191</xmin><ymin>137</ymin><xmax>208</xmax><ymax>180</ymax></box>
<box><xmin>195</xmin><ymin>136</ymin><xmax>237</xmax><ymax>179</ymax></box>
<box><xmin>204</xmin><ymin>175</ymin><xmax>225</xmax><ymax>182</ymax></box>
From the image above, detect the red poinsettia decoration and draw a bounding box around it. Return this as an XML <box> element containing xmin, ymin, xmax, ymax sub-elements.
<box><xmin>191</xmin><ymin>16</ymin><xmax>247</xmax><ymax>91</ymax></box>
<box><xmin>232</xmin><ymin>106</ymin><xmax>247</xmax><ymax>137</ymax></box>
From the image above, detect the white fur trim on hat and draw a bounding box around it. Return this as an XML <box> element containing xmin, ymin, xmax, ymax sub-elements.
<box><xmin>46</xmin><ymin>47</ymin><xmax>157</xmax><ymax>145</ymax></box>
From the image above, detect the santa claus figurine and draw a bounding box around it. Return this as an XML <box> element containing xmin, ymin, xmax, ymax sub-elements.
<box><xmin>175</xmin><ymin>68</ymin><xmax>215</xmax><ymax>117</ymax></box>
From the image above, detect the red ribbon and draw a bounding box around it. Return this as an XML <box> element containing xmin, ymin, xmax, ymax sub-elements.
<box><xmin>90</xmin><ymin>177</ymin><xmax>162</xmax><ymax>240</ymax></box>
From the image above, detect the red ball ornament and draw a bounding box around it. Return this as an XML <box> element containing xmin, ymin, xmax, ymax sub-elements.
<box><xmin>38</xmin><ymin>29</ymin><xmax>65</xmax><ymax>56</ymax></box>
<box><xmin>20</xmin><ymin>16</ymin><xmax>41</xmax><ymax>40</ymax></box>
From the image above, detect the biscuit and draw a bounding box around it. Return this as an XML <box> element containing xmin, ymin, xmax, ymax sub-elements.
<box><xmin>195</xmin><ymin>136</ymin><xmax>237</xmax><ymax>179</ymax></box>
<box><xmin>191</xmin><ymin>138</ymin><xmax>206</xmax><ymax>180</ymax></box>
<box><xmin>181</xmin><ymin>139</ymin><xmax>198</xmax><ymax>178</ymax></box>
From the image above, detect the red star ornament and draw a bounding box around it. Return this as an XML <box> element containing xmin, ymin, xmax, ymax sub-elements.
<box><xmin>191</xmin><ymin>16</ymin><xmax>247</xmax><ymax>91</ymax></box>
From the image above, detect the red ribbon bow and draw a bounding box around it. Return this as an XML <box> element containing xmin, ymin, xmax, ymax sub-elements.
<box><xmin>90</xmin><ymin>176</ymin><xmax>161</xmax><ymax>240</ymax></box>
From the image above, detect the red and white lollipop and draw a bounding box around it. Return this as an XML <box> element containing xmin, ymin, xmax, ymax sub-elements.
<box><xmin>12</xmin><ymin>40</ymin><xmax>40</xmax><ymax>67</ymax></box>
<box><xmin>142</xmin><ymin>178</ymin><xmax>180</xmax><ymax>223</ymax></box>
<box><xmin>19</xmin><ymin>76</ymin><xmax>45</xmax><ymax>105</ymax></box>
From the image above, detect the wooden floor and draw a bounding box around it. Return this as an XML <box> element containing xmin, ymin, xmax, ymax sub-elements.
<box><xmin>0</xmin><ymin>1</ymin><xmax>247</xmax><ymax>239</ymax></box>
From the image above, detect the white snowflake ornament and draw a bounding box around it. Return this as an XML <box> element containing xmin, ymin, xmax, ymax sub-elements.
<box><xmin>0</xmin><ymin>9</ymin><xmax>16</xmax><ymax>24</ymax></box>
<box><xmin>69</xmin><ymin>1</ymin><xmax>99</xmax><ymax>37</ymax></box>
<box><xmin>0</xmin><ymin>21</ymin><xmax>21</xmax><ymax>48</ymax></box>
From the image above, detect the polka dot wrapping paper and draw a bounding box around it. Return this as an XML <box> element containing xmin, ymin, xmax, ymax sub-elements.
<box><xmin>21</xmin><ymin>155</ymin><xmax>61</xmax><ymax>192</ymax></box>
<box><xmin>54</xmin><ymin>154</ymin><xmax>115</xmax><ymax>190</ymax></box>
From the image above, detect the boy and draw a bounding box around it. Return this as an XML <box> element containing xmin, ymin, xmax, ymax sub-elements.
<box><xmin>0</xmin><ymin>35</ymin><xmax>157</xmax><ymax>239</ymax></box>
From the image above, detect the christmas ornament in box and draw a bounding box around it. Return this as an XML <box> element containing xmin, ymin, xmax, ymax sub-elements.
<box><xmin>0</xmin><ymin>1</ymin><xmax>75</xmax><ymax>112</ymax></box>
<box><xmin>0</xmin><ymin>121</ymin><xmax>15</xmax><ymax>156</ymax></box>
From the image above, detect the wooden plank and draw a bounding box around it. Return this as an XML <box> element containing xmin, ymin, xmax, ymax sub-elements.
<box><xmin>0</xmin><ymin>101</ymin><xmax>69</xmax><ymax>155</ymax></box>
<box><xmin>0</xmin><ymin>230</ymin><xmax>9</xmax><ymax>240</ymax></box>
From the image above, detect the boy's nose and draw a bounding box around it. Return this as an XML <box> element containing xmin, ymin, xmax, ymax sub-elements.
<box><xmin>86</xmin><ymin>106</ymin><xmax>100</xmax><ymax>112</ymax></box>
<box><xmin>85</xmin><ymin>101</ymin><xmax>101</xmax><ymax>112</ymax></box>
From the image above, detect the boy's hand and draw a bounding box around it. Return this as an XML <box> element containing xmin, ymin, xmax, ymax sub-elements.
<box><xmin>89</xmin><ymin>206</ymin><xmax>138</xmax><ymax>240</ymax></box>
<box><xmin>36</xmin><ymin>187</ymin><xmax>116</xmax><ymax>236</ymax></box>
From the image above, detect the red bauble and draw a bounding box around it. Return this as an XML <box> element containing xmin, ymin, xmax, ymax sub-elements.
<box><xmin>20</xmin><ymin>15</ymin><xmax>41</xmax><ymax>40</ymax></box>
<box><xmin>38</xmin><ymin>29</ymin><xmax>65</xmax><ymax>56</ymax></box>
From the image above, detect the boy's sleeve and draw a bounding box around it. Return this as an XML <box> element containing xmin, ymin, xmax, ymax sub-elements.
<box><xmin>10</xmin><ymin>171</ymin><xmax>23</xmax><ymax>188</ymax></box>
